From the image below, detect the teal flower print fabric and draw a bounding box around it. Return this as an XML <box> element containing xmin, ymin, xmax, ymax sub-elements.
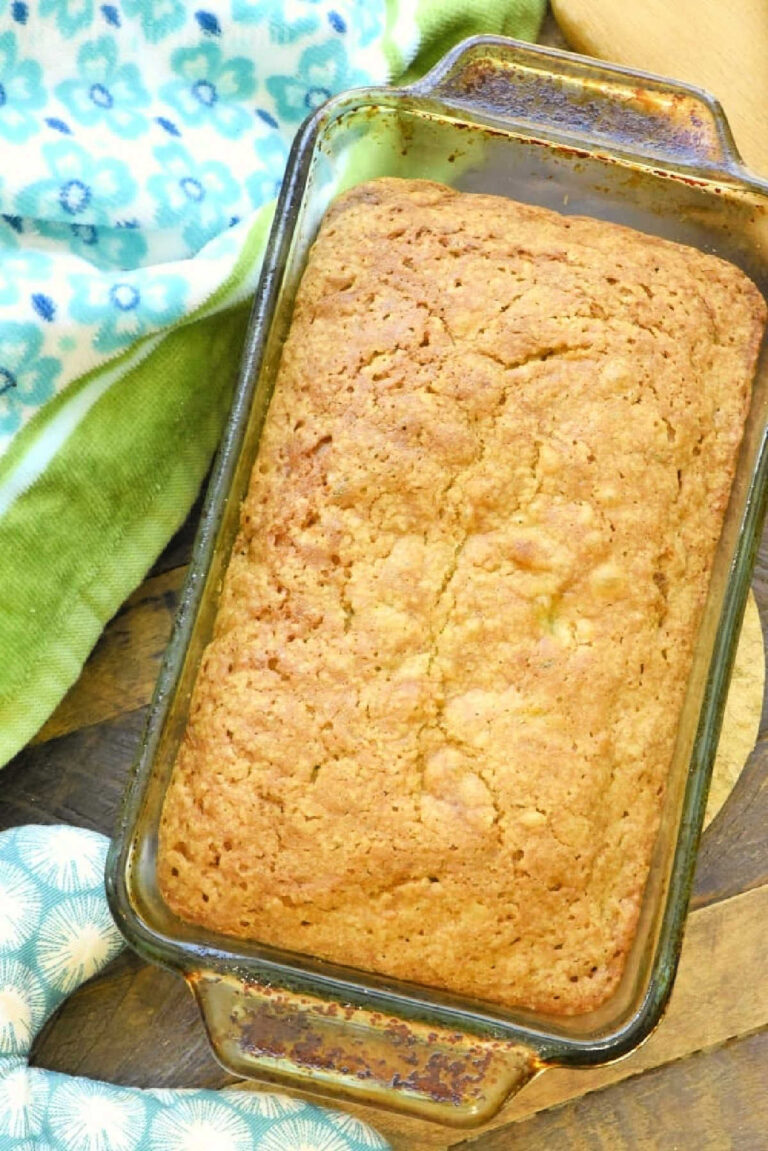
<box><xmin>0</xmin><ymin>31</ymin><xmax>45</xmax><ymax>143</ymax></box>
<box><xmin>68</xmin><ymin>271</ymin><xmax>189</xmax><ymax>352</ymax></box>
<box><xmin>0</xmin><ymin>0</ymin><xmax>545</xmax><ymax>769</ymax></box>
<box><xmin>161</xmin><ymin>43</ymin><xmax>257</xmax><ymax>136</ymax></box>
<box><xmin>16</xmin><ymin>139</ymin><xmax>138</xmax><ymax>225</ymax></box>
<box><xmin>55</xmin><ymin>37</ymin><xmax>151</xmax><ymax>137</ymax></box>
<box><xmin>0</xmin><ymin>824</ymin><xmax>391</xmax><ymax>1150</ymax></box>
<box><xmin>0</xmin><ymin>325</ymin><xmax>60</xmax><ymax>437</ymax></box>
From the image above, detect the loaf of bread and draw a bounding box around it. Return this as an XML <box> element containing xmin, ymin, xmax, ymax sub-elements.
<box><xmin>158</xmin><ymin>178</ymin><xmax>766</xmax><ymax>1014</ymax></box>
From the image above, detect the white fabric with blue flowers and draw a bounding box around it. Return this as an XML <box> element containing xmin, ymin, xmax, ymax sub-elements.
<box><xmin>0</xmin><ymin>0</ymin><xmax>394</xmax><ymax>444</ymax></box>
<box><xmin>0</xmin><ymin>824</ymin><xmax>391</xmax><ymax>1150</ymax></box>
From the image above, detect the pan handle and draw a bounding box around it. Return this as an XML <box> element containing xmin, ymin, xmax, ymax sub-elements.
<box><xmin>408</xmin><ymin>35</ymin><xmax>745</xmax><ymax>176</ymax></box>
<box><xmin>191</xmin><ymin>970</ymin><xmax>541</xmax><ymax>1127</ymax></box>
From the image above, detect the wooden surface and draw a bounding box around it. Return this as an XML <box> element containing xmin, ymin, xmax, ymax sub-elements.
<box><xmin>551</xmin><ymin>0</ymin><xmax>768</xmax><ymax>177</ymax></box>
<box><xmin>2</xmin><ymin>9</ymin><xmax>768</xmax><ymax>1150</ymax></box>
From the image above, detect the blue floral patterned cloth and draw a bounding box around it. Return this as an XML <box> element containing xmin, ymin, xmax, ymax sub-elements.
<box><xmin>0</xmin><ymin>1</ymin><xmax>383</xmax><ymax>430</ymax></box>
<box><xmin>0</xmin><ymin>0</ymin><xmax>545</xmax><ymax>768</ymax></box>
<box><xmin>0</xmin><ymin>824</ymin><xmax>392</xmax><ymax>1149</ymax></box>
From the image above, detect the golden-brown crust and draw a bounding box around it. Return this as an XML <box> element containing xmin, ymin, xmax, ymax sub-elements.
<box><xmin>158</xmin><ymin>178</ymin><xmax>766</xmax><ymax>1015</ymax></box>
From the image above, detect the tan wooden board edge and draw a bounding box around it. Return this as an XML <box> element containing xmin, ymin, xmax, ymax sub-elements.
<box><xmin>705</xmin><ymin>590</ymin><xmax>763</xmax><ymax>826</ymax></box>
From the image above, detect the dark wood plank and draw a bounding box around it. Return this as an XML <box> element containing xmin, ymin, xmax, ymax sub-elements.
<box><xmin>456</xmin><ymin>1029</ymin><xmax>768</xmax><ymax>1150</ymax></box>
<box><xmin>0</xmin><ymin>709</ymin><xmax>147</xmax><ymax>835</ymax></box>
<box><xmin>692</xmin><ymin>517</ymin><xmax>768</xmax><ymax>906</ymax></box>
<box><xmin>693</xmin><ymin>740</ymin><xmax>768</xmax><ymax>908</ymax></box>
<box><xmin>32</xmin><ymin>950</ymin><xmax>231</xmax><ymax>1090</ymax></box>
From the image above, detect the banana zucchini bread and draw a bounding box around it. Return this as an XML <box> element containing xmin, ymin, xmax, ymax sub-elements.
<box><xmin>157</xmin><ymin>178</ymin><xmax>766</xmax><ymax>1014</ymax></box>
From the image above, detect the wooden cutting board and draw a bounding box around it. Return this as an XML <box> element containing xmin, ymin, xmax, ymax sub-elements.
<box><xmin>551</xmin><ymin>0</ymin><xmax>768</xmax><ymax>177</ymax></box>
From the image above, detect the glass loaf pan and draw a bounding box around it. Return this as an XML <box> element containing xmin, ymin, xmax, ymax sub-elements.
<box><xmin>106</xmin><ymin>36</ymin><xmax>768</xmax><ymax>1127</ymax></box>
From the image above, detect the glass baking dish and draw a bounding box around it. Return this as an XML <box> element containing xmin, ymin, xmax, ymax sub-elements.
<box><xmin>106</xmin><ymin>36</ymin><xmax>768</xmax><ymax>1127</ymax></box>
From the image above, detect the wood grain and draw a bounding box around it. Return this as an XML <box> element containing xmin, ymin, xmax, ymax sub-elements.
<box><xmin>693</xmin><ymin>741</ymin><xmax>768</xmax><ymax>910</ymax></box>
<box><xmin>551</xmin><ymin>0</ymin><xmax>768</xmax><ymax>176</ymax></box>
<box><xmin>33</xmin><ymin>949</ymin><xmax>231</xmax><ymax>1090</ymax></box>
<box><xmin>456</xmin><ymin>1029</ymin><xmax>768</xmax><ymax>1150</ymax></box>
<box><xmin>0</xmin><ymin>709</ymin><xmax>148</xmax><ymax>833</ymax></box>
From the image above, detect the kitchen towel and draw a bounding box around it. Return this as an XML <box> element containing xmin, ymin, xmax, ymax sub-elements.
<box><xmin>0</xmin><ymin>0</ymin><xmax>545</xmax><ymax>767</ymax></box>
<box><xmin>0</xmin><ymin>822</ymin><xmax>392</xmax><ymax>1149</ymax></box>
